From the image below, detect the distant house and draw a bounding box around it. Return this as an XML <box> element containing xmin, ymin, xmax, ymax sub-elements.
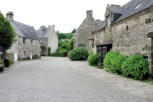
<box><xmin>36</xmin><ymin>25</ymin><xmax>58</xmax><ymax>54</ymax></box>
<box><xmin>6</xmin><ymin>12</ymin><xmax>40</xmax><ymax>61</ymax></box>
<box><xmin>92</xmin><ymin>0</ymin><xmax>153</xmax><ymax>74</ymax></box>
<box><xmin>74</xmin><ymin>10</ymin><xmax>103</xmax><ymax>52</ymax></box>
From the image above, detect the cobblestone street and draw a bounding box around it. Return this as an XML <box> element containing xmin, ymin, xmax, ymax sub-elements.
<box><xmin>0</xmin><ymin>57</ymin><xmax>153</xmax><ymax>102</ymax></box>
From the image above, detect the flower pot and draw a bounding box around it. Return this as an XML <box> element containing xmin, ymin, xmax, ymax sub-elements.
<box><xmin>4</xmin><ymin>59</ymin><xmax>9</xmax><ymax>67</ymax></box>
<box><xmin>0</xmin><ymin>64</ymin><xmax>4</xmax><ymax>72</ymax></box>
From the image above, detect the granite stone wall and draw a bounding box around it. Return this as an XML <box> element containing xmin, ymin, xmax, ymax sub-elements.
<box><xmin>74</xmin><ymin>10</ymin><xmax>100</xmax><ymax>52</ymax></box>
<box><xmin>8</xmin><ymin>36</ymin><xmax>40</xmax><ymax>60</ymax></box>
<box><xmin>18</xmin><ymin>37</ymin><xmax>40</xmax><ymax>59</ymax></box>
<box><xmin>93</xmin><ymin>6</ymin><xmax>153</xmax><ymax>74</ymax></box>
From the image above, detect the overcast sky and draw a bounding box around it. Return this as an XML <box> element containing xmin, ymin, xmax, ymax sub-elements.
<box><xmin>0</xmin><ymin>0</ymin><xmax>131</xmax><ymax>33</ymax></box>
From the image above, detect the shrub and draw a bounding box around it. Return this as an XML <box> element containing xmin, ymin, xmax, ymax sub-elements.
<box><xmin>88</xmin><ymin>52</ymin><xmax>99</xmax><ymax>66</ymax></box>
<box><xmin>0</xmin><ymin>61</ymin><xmax>4</xmax><ymax>72</ymax></box>
<box><xmin>50</xmin><ymin>48</ymin><xmax>68</xmax><ymax>57</ymax></box>
<box><xmin>48</xmin><ymin>47</ymin><xmax>51</xmax><ymax>56</ymax></box>
<box><xmin>69</xmin><ymin>48</ymin><xmax>88</xmax><ymax>61</ymax></box>
<box><xmin>104</xmin><ymin>51</ymin><xmax>126</xmax><ymax>73</ymax></box>
<box><xmin>59</xmin><ymin>40</ymin><xmax>69</xmax><ymax>50</ymax></box>
<box><xmin>0</xmin><ymin>61</ymin><xmax>4</xmax><ymax>67</ymax></box>
<box><xmin>9</xmin><ymin>59</ymin><xmax>14</xmax><ymax>65</ymax></box>
<box><xmin>4</xmin><ymin>58</ymin><xmax>9</xmax><ymax>67</ymax></box>
<box><xmin>121</xmin><ymin>55</ymin><xmax>149</xmax><ymax>80</ymax></box>
<box><xmin>33</xmin><ymin>55</ymin><xmax>40</xmax><ymax>59</ymax></box>
<box><xmin>40</xmin><ymin>45</ymin><xmax>47</xmax><ymax>56</ymax></box>
<box><xmin>69</xmin><ymin>39</ymin><xmax>73</xmax><ymax>51</ymax></box>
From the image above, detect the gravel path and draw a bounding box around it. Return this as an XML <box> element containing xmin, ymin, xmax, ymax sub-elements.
<box><xmin>0</xmin><ymin>57</ymin><xmax>153</xmax><ymax>102</ymax></box>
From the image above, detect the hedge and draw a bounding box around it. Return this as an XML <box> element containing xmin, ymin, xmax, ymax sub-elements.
<box><xmin>88</xmin><ymin>52</ymin><xmax>99</xmax><ymax>66</ymax></box>
<box><xmin>69</xmin><ymin>48</ymin><xmax>88</xmax><ymax>61</ymax></box>
<box><xmin>121</xmin><ymin>55</ymin><xmax>149</xmax><ymax>80</ymax></box>
<box><xmin>103</xmin><ymin>51</ymin><xmax>149</xmax><ymax>80</ymax></box>
<box><xmin>104</xmin><ymin>51</ymin><xmax>126</xmax><ymax>73</ymax></box>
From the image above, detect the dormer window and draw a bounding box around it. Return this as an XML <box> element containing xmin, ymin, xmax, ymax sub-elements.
<box><xmin>23</xmin><ymin>38</ymin><xmax>26</xmax><ymax>44</ymax></box>
<box><xmin>31</xmin><ymin>40</ymin><xmax>33</xmax><ymax>45</ymax></box>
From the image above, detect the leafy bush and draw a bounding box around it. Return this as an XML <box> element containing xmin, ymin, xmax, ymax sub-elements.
<box><xmin>104</xmin><ymin>51</ymin><xmax>126</xmax><ymax>73</ymax></box>
<box><xmin>50</xmin><ymin>48</ymin><xmax>68</xmax><ymax>57</ymax></box>
<box><xmin>48</xmin><ymin>47</ymin><xmax>51</xmax><ymax>56</ymax></box>
<box><xmin>9</xmin><ymin>59</ymin><xmax>14</xmax><ymax>65</ymax></box>
<box><xmin>59</xmin><ymin>40</ymin><xmax>69</xmax><ymax>50</ymax></box>
<box><xmin>4</xmin><ymin>58</ymin><xmax>9</xmax><ymax>67</ymax></box>
<box><xmin>88</xmin><ymin>52</ymin><xmax>99</xmax><ymax>66</ymax></box>
<box><xmin>0</xmin><ymin>61</ymin><xmax>4</xmax><ymax>72</ymax></box>
<box><xmin>69</xmin><ymin>39</ymin><xmax>73</xmax><ymax>51</ymax></box>
<box><xmin>69</xmin><ymin>48</ymin><xmax>88</xmax><ymax>61</ymax></box>
<box><xmin>0</xmin><ymin>61</ymin><xmax>4</xmax><ymax>67</ymax></box>
<box><xmin>33</xmin><ymin>55</ymin><xmax>40</xmax><ymax>59</ymax></box>
<box><xmin>41</xmin><ymin>45</ymin><xmax>47</xmax><ymax>56</ymax></box>
<box><xmin>121</xmin><ymin>55</ymin><xmax>149</xmax><ymax>80</ymax></box>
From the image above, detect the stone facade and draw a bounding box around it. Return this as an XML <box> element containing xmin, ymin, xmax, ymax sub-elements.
<box><xmin>93</xmin><ymin>1</ymin><xmax>153</xmax><ymax>74</ymax></box>
<box><xmin>74</xmin><ymin>10</ymin><xmax>102</xmax><ymax>52</ymax></box>
<box><xmin>6</xmin><ymin>12</ymin><xmax>40</xmax><ymax>61</ymax></box>
<box><xmin>37</xmin><ymin>25</ymin><xmax>58</xmax><ymax>54</ymax></box>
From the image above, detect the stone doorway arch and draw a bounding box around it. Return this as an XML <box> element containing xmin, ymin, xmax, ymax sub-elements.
<box><xmin>147</xmin><ymin>32</ymin><xmax>153</xmax><ymax>75</ymax></box>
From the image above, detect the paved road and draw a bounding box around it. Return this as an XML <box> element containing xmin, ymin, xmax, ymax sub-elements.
<box><xmin>0</xmin><ymin>57</ymin><xmax>153</xmax><ymax>102</ymax></box>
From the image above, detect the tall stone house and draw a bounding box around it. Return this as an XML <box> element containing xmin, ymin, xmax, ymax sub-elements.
<box><xmin>6</xmin><ymin>12</ymin><xmax>40</xmax><ymax>61</ymax></box>
<box><xmin>36</xmin><ymin>25</ymin><xmax>58</xmax><ymax>54</ymax></box>
<box><xmin>74</xmin><ymin>10</ymin><xmax>103</xmax><ymax>52</ymax></box>
<box><xmin>91</xmin><ymin>0</ymin><xmax>153</xmax><ymax>74</ymax></box>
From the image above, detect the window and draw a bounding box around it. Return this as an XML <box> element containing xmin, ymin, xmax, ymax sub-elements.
<box><xmin>145</xmin><ymin>18</ymin><xmax>151</xmax><ymax>24</ymax></box>
<box><xmin>31</xmin><ymin>40</ymin><xmax>33</xmax><ymax>45</ymax></box>
<box><xmin>23</xmin><ymin>51</ymin><xmax>26</xmax><ymax>57</ymax></box>
<box><xmin>126</xmin><ymin>25</ymin><xmax>129</xmax><ymax>31</ymax></box>
<box><xmin>23</xmin><ymin>38</ymin><xmax>26</xmax><ymax>44</ymax></box>
<box><xmin>78</xmin><ymin>44</ymin><xmax>86</xmax><ymax>47</ymax></box>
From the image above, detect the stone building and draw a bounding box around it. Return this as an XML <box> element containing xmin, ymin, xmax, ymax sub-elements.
<box><xmin>7</xmin><ymin>12</ymin><xmax>40</xmax><ymax>61</ymax></box>
<box><xmin>92</xmin><ymin>0</ymin><xmax>153</xmax><ymax>74</ymax></box>
<box><xmin>36</xmin><ymin>25</ymin><xmax>58</xmax><ymax>54</ymax></box>
<box><xmin>74</xmin><ymin>10</ymin><xmax>103</xmax><ymax>52</ymax></box>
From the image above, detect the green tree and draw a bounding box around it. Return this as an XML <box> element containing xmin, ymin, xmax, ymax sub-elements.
<box><xmin>71</xmin><ymin>28</ymin><xmax>76</xmax><ymax>33</ymax></box>
<box><xmin>56</xmin><ymin>31</ymin><xmax>73</xmax><ymax>40</ymax></box>
<box><xmin>0</xmin><ymin>12</ymin><xmax>15</xmax><ymax>52</ymax></box>
<box><xmin>69</xmin><ymin>39</ymin><xmax>73</xmax><ymax>51</ymax></box>
<box><xmin>65</xmin><ymin>33</ymin><xmax>73</xmax><ymax>39</ymax></box>
<box><xmin>56</xmin><ymin>31</ymin><xmax>66</xmax><ymax>40</ymax></box>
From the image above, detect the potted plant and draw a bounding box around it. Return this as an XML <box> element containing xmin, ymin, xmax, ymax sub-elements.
<box><xmin>0</xmin><ymin>61</ymin><xmax>4</xmax><ymax>72</ymax></box>
<box><xmin>4</xmin><ymin>58</ymin><xmax>9</xmax><ymax>67</ymax></box>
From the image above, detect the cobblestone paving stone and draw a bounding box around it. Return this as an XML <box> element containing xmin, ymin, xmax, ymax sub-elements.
<box><xmin>0</xmin><ymin>57</ymin><xmax>153</xmax><ymax>102</ymax></box>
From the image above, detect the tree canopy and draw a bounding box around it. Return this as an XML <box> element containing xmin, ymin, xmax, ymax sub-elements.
<box><xmin>56</xmin><ymin>31</ymin><xmax>73</xmax><ymax>40</ymax></box>
<box><xmin>0</xmin><ymin>12</ymin><xmax>15</xmax><ymax>52</ymax></box>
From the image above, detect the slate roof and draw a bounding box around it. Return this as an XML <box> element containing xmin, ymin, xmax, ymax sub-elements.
<box><xmin>110</xmin><ymin>5</ymin><xmax>123</xmax><ymax>14</ymax></box>
<box><xmin>93</xmin><ymin>0</ymin><xmax>153</xmax><ymax>33</ymax></box>
<box><xmin>11</xmin><ymin>21</ymin><xmax>39</xmax><ymax>40</ymax></box>
<box><xmin>116</xmin><ymin>0</ymin><xmax>153</xmax><ymax>22</ymax></box>
<box><xmin>93</xmin><ymin>20</ymin><xmax>105</xmax><ymax>33</ymax></box>
<box><xmin>36</xmin><ymin>27</ymin><xmax>51</xmax><ymax>39</ymax></box>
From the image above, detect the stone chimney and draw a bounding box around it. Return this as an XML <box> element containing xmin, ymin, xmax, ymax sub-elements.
<box><xmin>39</xmin><ymin>26</ymin><xmax>47</xmax><ymax>31</ymax></box>
<box><xmin>86</xmin><ymin>10</ymin><xmax>93</xmax><ymax>18</ymax></box>
<box><xmin>52</xmin><ymin>25</ymin><xmax>55</xmax><ymax>31</ymax></box>
<box><xmin>48</xmin><ymin>25</ymin><xmax>52</xmax><ymax>30</ymax></box>
<box><xmin>6</xmin><ymin>11</ymin><xmax>14</xmax><ymax>21</ymax></box>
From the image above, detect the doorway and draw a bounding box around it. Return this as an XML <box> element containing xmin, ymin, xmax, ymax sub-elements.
<box><xmin>97</xmin><ymin>44</ymin><xmax>112</xmax><ymax>67</ymax></box>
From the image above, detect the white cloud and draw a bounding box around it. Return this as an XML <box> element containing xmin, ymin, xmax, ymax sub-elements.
<box><xmin>0</xmin><ymin>0</ymin><xmax>131</xmax><ymax>32</ymax></box>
